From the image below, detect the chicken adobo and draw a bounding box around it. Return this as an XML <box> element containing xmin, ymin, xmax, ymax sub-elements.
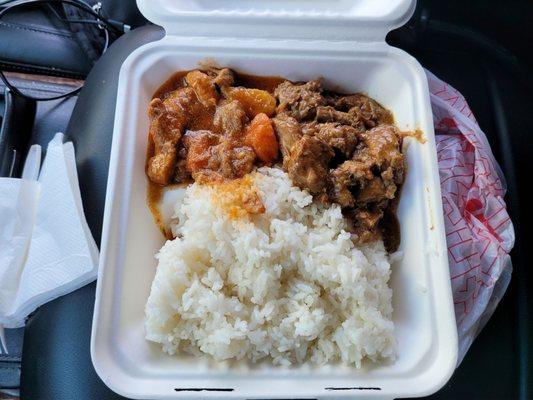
<box><xmin>146</xmin><ymin>67</ymin><xmax>405</xmax><ymax>250</ymax></box>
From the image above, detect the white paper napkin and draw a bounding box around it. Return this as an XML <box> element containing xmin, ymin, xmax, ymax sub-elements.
<box><xmin>0</xmin><ymin>146</ymin><xmax>41</xmax><ymax>349</ymax></box>
<box><xmin>0</xmin><ymin>133</ymin><xmax>99</xmax><ymax>330</ymax></box>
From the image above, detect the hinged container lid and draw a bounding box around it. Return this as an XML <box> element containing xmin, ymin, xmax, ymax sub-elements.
<box><xmin>137</xmin><ymin>0</ymin><xmax>416</xmax><ymax>41</ymax></box>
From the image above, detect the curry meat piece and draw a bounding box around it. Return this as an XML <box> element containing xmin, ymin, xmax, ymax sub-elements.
<box><xmin>214</xmin><ymin>100</ymin><xmax>249</xmax><ymax>137</ymax></box>
<box><xmin>301</xmin><ymin>121</ymin><xmax>362</xmax><ymax>158</ymax></box>
<box><xmin>329</xmin><ymin>125</ymin><xmax>404</xmax><ymax>207</ymax></box>
<box><xmin>272</xmin><ymin>113</ymin><xmax>302</xmax><ymax>159</ymax></box>
<box><xmin>274</xmin><ymin>79</ymin><xmax>326</xmax><ymax>121</ymax></box>
<box><xmin>146</xmin><ymin>87</ymin><xmax>203</xmax><ymax>185</ymax></box>
<box><xmin>327</xmin><ymin>93</ymin><xmax>393</xmax><ymax>128</ymax></box>
<box><xmin>285</xmin><ymin>135</ymin><xmax>334</xmax><ymax>195</ymax></box>
<box><xmin>315</xmin><ymin>106</ymin><xmax>365</xmax><ymax>129</ymax></box>
<box><xmin>329</xmin><ymin>125</ymin><xmax>404</xmax><ymax>242</ymax></box>
<box><xmin>183</xmin><ymin>129</ymin><xmax>256</xmax><ymax>184</ymax></box>
<box><xmin>185</xmin><ymin>70</ymin><xmax>219</xmax><ymax>106</ymax></box>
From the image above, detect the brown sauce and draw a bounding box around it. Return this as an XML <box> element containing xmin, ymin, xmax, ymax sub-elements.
<box><xmin>152</xmin><ymin>71</ymin><xmax>188</xmax><ymax>99</ymax></box>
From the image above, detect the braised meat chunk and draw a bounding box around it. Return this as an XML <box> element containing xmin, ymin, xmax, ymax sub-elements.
<box><xmin>329</xmin><ymin>124</ymin><xmax>404</xmax><ymax>243</ymax></box>
<box><xmin>328</xmin><ymin>94</ymin><xmax>393</xmax><ymax>128</ymax></box>
<box><xmin>345</xmin><ymin>206</ymin><xmax>386</xmax><ymax>244</ymax></box>
<box><xmin>146</xmin><ymin>141</ymin><xmax>178</xmax><ymax>185</ymax></box>
<box><xmin>329</xmin><ymin>160</ymin><xmax>373</xmax><ymax>208</ymax></box>
<box><xmin>272</xmin><ymin>113</ymin><xmax>302</xmax><ymax>158</ymax></box>
<box><xmin>211</xmin><ymin>67</ymin><xmax>234</xmax><ymax>88</ymax></box>
<box><xmin>315</xmin><ymin>106</ymin><xmax>365</xmax><ymax>129</ymax></box>
<box><xmin>184</xmin><ymin>130</ymin><xmax>221</xmax><ymax>175</ymax></box>
<box><xmin>219</xmin><ymin>143</ymin><xmax>256</xmax><ymax>179</ymax></box>
<box><xmin>303</xmin><ymin>122</ymin><xmax>361</xmax><ymax>158</ymax></box>
<box><xmin>330</xmin><ymin>125</ymin><xmax>403</xmax><ymax>204</ymax></box>
<box><xmin>286</xmin><ymin>136</ymin><xmax>334</xmax><ymax>195</ymax></box>
<box><xmin>359</xmin><ymin>124</ymin><xmax>403</xmax><ymax>175</ymax></box>
<box><xmin>185</xmin><ymin>70</ymin><xmax>219</xmax><ymax>106</ymax></box>
<box><xmin>184</xmin><ymin>129</ymin><xmax>256</xmax><ymax>183</ymax></box>
<box><xmin>214</xmin><ymin>100</ymin><xmax>248</xmax><ymax>137</ymax></box>
<box><xmin>146</xmin><ymin>87</ymin><xmax>203</xmax><ymax>185</ymax></box>
<box><xmin>274</xmin><ymin>79</ymin><xmax>326</xmax><ymax>121</ymax></box>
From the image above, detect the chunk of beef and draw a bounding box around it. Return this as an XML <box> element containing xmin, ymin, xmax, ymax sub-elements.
<box><xmin>328</xmin><ymin>94</ymin><xmax>393</xmax><ymax>128</ymax></box>
<box><xmin>214</xmin><ymin>100</ymin><xmax>248</xmax><ymax>137</ymax></box>
<box><xmin>183</xmin><ymin>130</ymin><xmax>221</xmax><ymax>174</ymax></box>
<box><xmin>302</xmin><ymin>122</ymin><xmax>361</xmax><ymax>158</ymax></box>
<box><xmin>272</xmin><ymin>113</ymin><xmax>302</xmax><ymax>158</ymax></box>
<box><xmin>285</xmin><ymin>136</ymin><xmax>334</xmax><ymax>194</ymax></box>
<box><xmin>147</xmin><ymin>87</ymin><xmax>204</xmax><ymax>184</ymax></box>
<box><xmin>219</xmin><ymin>142</ymin><xmax>256</xmax><ymax>179</ymax></box>
<box><xmin>358</xmin><ymin>124</ymin><xmax>404</xmax><ymax>186</ymax></box>
<box><xmin>185</xmin><ymin>70</ymin><xmax>218</xmax><ymax>106</ymax></box>
<box><xmin>274</xmin><ymin>79</ymin><xmax>326</xmax><ymax>121</ymax></box>
<box><xmin>345</xmin><ymin>206</ymin><xmax>385</xmax><ymax>244</ymax></box>
<box><xmin>212</xmin><ymin>68</ymin><xmax>234</xmax><ymax>88</ymax></box>
<box><xmin>329</xmin><ymin>159</ymin><xmax>374</xmax><ymax>208</ymax></box>
<box><xmin>329</xmin><ymin>125</ymin><xmax>403</xmax><ymax>207</ymax></box>
<box><xmin>146</xmin><ymin>141</ymin><xmax>178</xmax><ymax>185</ymax></box>
<box><xmin>148</xmin><ymin>90</ymin><xmax>190</xmax><ymax>151</ymax></box>
<box><xmin>315</xmin><ymin>106</ymin><xmax>365</xmax><ymax>129</ymax></box>
<box><xmin>183</xmin><ymin>130</ymin><xmax>255</xmax><ymax>183</ymax></box>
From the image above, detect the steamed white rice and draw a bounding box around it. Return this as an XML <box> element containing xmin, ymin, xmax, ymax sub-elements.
<box><xmin>145</xmin><ymin>167</ymin><xmax>396</xmax><ymax>366</ymax></box>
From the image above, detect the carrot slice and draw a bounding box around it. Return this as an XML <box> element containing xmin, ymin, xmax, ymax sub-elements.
<box><xmin>245</xmin><ymin>113</ymin><xmax>279</xmax><ymax>163</ymax></box>
<box><xmin>225</xmin><ymin>87</ymin><xmax>276</xmax><ymax>118</ymax></box>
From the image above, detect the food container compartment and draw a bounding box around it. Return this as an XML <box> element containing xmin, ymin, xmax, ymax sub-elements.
<box><xmin>91</xmin><ymin>1</ymin><xmax>458</xmax><ymax>399</ymax></box>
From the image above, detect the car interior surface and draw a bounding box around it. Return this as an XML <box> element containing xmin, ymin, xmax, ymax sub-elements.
<box><xmin>0</xmin><ymin>0</ymin><xmax>531</xmax><ymax>399</ymax></box>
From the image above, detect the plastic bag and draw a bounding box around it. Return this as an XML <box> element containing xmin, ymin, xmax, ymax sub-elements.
<box><xmin>426</xmin><ymin>70</ymin><xmax>515</xmax><ymax>364</ymax></box>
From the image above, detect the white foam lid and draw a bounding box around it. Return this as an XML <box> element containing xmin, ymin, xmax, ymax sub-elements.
<box><xmin>137</xmin><ymin>0</ymin><xmax>416</xmax><ymax>40</ymax></box>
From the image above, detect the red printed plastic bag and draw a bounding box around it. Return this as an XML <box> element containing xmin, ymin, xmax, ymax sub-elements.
<box><xmin>426</xmin><ymin>70</ymin><xmax>515</xmax><ymax>364</ymax></box>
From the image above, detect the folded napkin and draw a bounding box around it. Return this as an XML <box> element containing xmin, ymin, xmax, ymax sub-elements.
<box><xmin>0</xmin><ymin>133</ymin><xmax>98</xmax><ymax>334</ymax></box>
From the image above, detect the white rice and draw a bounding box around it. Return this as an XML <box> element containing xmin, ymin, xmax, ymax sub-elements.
<box><xmin>145</xmin><ymin>167</ymin><xmax>395</xmax><ymax>367</ymax></box>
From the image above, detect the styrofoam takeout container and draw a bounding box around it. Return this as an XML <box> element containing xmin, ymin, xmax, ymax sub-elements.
<box><xmin>91</xmin><ymin>0</ymin><xmax>458</xmax><ymax>398</ymax></box>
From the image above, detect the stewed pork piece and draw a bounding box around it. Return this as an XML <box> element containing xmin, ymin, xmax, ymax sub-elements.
<box><xmin>327</xmin><ymin>93</ymin><xmax>393</xmax><ymax>128</ymax></box>
<box><xmin>285</xmin><ymin>135</ymin><xmax>334</xmax><ymax>195</ymax></box>
<box><xmin>329</xmin><ymin>124</ymin><xmax>404</xmax><ymax>242</ymax></box>
<box><xmin>301</xmin><ymin>122</ymin><xmax>362</xmax><ymax>158</ymax></box>
<box><xmin>315</xmin><ymin>106</ymin><xmax>365</xmax><ymax>129</ymax></box>
<box><xmin>213</xmin><ymin>100</ymin><xmax>249</xmax><ymax>137</ymax></box>
<box><xmin>183</xmin><ymin>129</ymin><xmax>256</xmax><ymax>183</ymax></box>
<box><xmin>272</xmin><ymin>113</ymin><xmax>302</xmax><ymax>159</ymax></box>
<box><xmin>274</xmin><ymin>79</ymin><xmax>326</xmax><ymax>121</ymax></box>
<box><xmin>185</xmin><ymin>70</ymin><xmax>219</xmax><ymax>106</ymax></box>
<box><xmin>211</xmin><ymin>67</ymin><xmax>235</xmax><ymax>88</ymax></box>
<box><xmin>146</xmin><ymin>87</ymin><xmax>206</xmax><ymax>184</ymax></box>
